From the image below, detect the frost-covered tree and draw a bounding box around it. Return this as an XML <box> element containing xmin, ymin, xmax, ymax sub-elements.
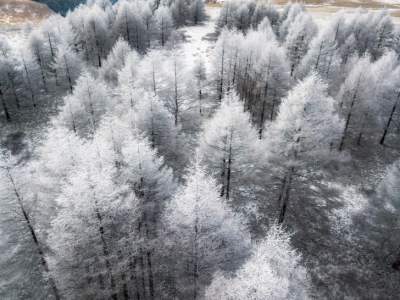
<box><xmin>94</xmin><ymin>120</ymin><xmax>177</xmax><ymax>299</ymax></box>
<box><xmin>57</xmin><ymin>72</ymin><xmax>110</xmax><ymax>135</ymax></box>
<box><xmin>28</xmin><ymin>31</ymin><xmax>52</xmax><ymax>92</ymax></box>
<box><xmin>198</xmin><ymin>93</ymin><xmax>260</xmax><ymax>210</ymax></box>
<box><xmin>212</xmin><ymin>29</ymin><xmax>242</xmax><ymax>101</ymax></box>
<box><xmin>265</xmin><ymin>74</ymin><xmax>343</xmax><ymax>223</ymax></box>
<box><xmin>0</xmin><ymin>41</ymin><xmax>21</xmax><ymax>120</ymax></box>
<box><xmin>68</xmin><ymin>2</ymin><xmax>111</xmax><ymax>67</ymax></box>
<box><xmin>171</xmin><ymin>0</ymin><xmax>190</xmax><ymax>27</ymax></box>
<box><xmin>191</xmin><ymin>58</ymin><xmax>207</xmax><ymax>116</ymax></box>
<box><xmin>135</xmin><ymin>50</ymin><xmax>164</xmax><ymax>95</ymax></box>
<box><xmin>99</xmin><ymin>38</ymin><xmax>132</xmax><ymax>85</ymax></box>
<box><xmin>251</xmin><ymin>3</ymin><xmax>279</xmax><ymax>31</ymax></box>
<box><xmin>161</xmin><ymin>53</ymin><xmax>187</xmax><ymax>126</ymax></box>
<box><xmin>379</xmin><ymin>61</ymin><xmax>400</xmax><ymax>145</ymax></box>
<box><xmin>284</xmin><ymin>11</ymin><xmax>317</xmax><ymax>77</ymax></box>
<box><xmin>298</xmin><ymin>28</ymin><xmax>342</xmax><ymax>85</ymax></box>
<box><xmin>216</xmin><ymin>0</ymin><xmax>277</xmax><ymax>33</ymax></box>
<box><xmin>52</xmin><ymin>44</ymin><xmax>83</xmax><ymax>93</ymax></box>
<box><xmin>364</xmin><ymin>51</ymin><xmax>399</xmax><ymax>146</ymax></box>
<box><xmin>113</xmin><ymin>0</ymin><xmax>148</xmax><ymax>52</ymax></box>
<box><xmin>336</xmin><ymin>55</ymin><xmax>375</xmax><ymax>150</ymax></box>
<box><xmin>162</xmin><ymin>161</ymin><xmax>251</xmax><ymax>299</ymax></box>
<box><xmin>376</xmin><ymin>160</ymin><xmax>400</xmax><ymax>270</ymax></box>
<box><xmin>48</xmin><ymin>146</ymin><xmax>138</xmax><ymax>299</ymax></box>
<box><xmin>349</xmin><ymin>159</ymin><xmax>400</xmax><ymax>297</ymax></box>
<box><xmin>279</xmin><ymin>2</ymin><xmax>304</xmax><ymax>42</ymax></box>
<box><xmin>154</xmin><ymin>6</ymin><xmax>174</xmax><ymax>47</ymax></box>
<box><xmin>205</xmin><ymin>225</ymin><xmax>310</xmax><ymax>300</ymax></box>
<box><xmin>236</xmin><ymin>29</ymin><xmax>290</xmax><ymax>133</ymax></box>
<box><xmin>190</xmin><ymin>0</ymin><xmax>206</xmax><ymax>25</ymax></box>
<box><xmin>0</xmin><ymin>151</ymin><xmax>60</xmax><ymax>300</ymax></box>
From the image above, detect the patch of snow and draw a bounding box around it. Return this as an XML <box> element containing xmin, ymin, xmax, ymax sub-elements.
<box><xmin>177</xmin><ymin>6</ymin><xmax>220</xmax><ymax>74</ymax></box>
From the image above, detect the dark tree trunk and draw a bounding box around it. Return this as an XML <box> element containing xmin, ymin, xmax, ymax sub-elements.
<box><xmin>64</xmin><ymin>55</ymin><xmax>74</xmax><ymax>93</ymax></box>
<box><xmin>380</xmin><ymin>94</ymin><xmax>399</xmax><ymax>145</ymax></box>
<box><xmin>174</xmin><ymin>60</ymin><xmax>179</xmax><ymax>126</ymax></box>
<box><xmin>225</xmin><ymin>131</ymin><xmax>233</xmax><ymax>200</ymax></box>
<box><xmin>95</xmin><ymin>205</ymin><xmax>118</xmax><ymax>300</ymax></box>
<box><xmin>314</xmin><ymin>41</ymin><xmax>324</xmax><ymax>70</ymax></box>
<box><xmin>36</xmin><ymin>52</ymin><xmax>48</xmax><ymax>92</ymax></box>
<box><xmin>218</xmin><ymin>46</ymin><xmax>225</xmax><ymax>101</ymax></box>
<box><xmin>146</xmin><ymin>251</ymin><xmax>154</xmax><ymax>300</ymax></box>
<box><xmin>278</xmin><ymin>167</ymin><xmax>294</xmax><ymax>224</ymax></box>
<box><xmin>339</xmin><ymin>79</ymin><xmax>360</xmax><ymax>151</ymax></box>
<box><xmin>0</xmin><ymin>87</ymin><xmax>11</xmax><ymax>122</ymax></box>
<box><xmin>5</xmin><ymin>168</ymin><xmax>60</xmax><ymax>299</ymax></box>
<box><xmin>125</xmin><ymin>12</ymin><xmax>131</xmax><ymax>44</ymax></box>
<box><xmin>193</xmin><ymin>219</ymin><xmax>199</xmax><ymax>300</ymax></box>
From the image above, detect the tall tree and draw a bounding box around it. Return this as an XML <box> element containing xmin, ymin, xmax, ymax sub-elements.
<box><xmin>205</xmin><ymin>225</ymin><xmax>310</xmax><ymax>300</ymax></box>
<box><xmin>198</xmin><ymin>92</ymin><xmax>261</xmax><ymax>210</ymax></box>
<box><xmin>265</xmin><ymin>74</ymin><xmax>343</xmax><ymax>224</ymax></box>
<box><xmin>162</xmin><ymin>161</ymin><xmax>251</xmax><ymax>299</ymax></box>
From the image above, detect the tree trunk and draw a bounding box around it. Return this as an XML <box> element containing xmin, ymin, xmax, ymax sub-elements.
<box><xmin>152</xmin><ymin>65</ymin><xmax>157</xmax><ymax>96</ymax></box>
<box><xmin>314</xmin><ymin>41</ymin><xmax>324</xmax><ymax>70</ymax></box>
<box><xmin>129</xmin><ymin>256</ymin><xmax>141</xmax><ymax>300</ymax></box>
<box><xmin>339</xmin><ymin>78</ymin><xmax>360</xmax><ymax>151</ymax></box>
<box><xmin>225</xmin><ymin>130</ymin><xmax>233</xmax><ymax>201</ymax></box>
<box><xmin>0</xmin><ymin>87</ymin><xmax>11</xmax><ymax>122</ymax></box>
<box><xmin>94</xmin><ymin>205</ymin><xmax>118</xmax><ymax>300</ymax></box>
<box><xmin>64</xmin><ymin>55</ymin><xmax>74</xmax><ymax>93</ymax></box>
<box><xmin>193</xmin><ymin>220</ymin><xmax>199</xmax><ymax>300</ymax></box>
<box><xmin>380</xmin><ymin>93</ymin><xmax>399</xmax><ymax>145</ymax></box>
<box><xmin>218</xmin><ymin>46</ymin><xmax>225</xmax><ymax>101</ymax></box>
<box><xmin>5</xmin><ymin>168</ymin><xmax>60</xmax><ymax>299</ymax></box>
<box><xmin>270</xmin><ymin>90</ymin><xmax>277</xmax><ymax>121</ymax></box>
<box><xmin>259</xmin><ymin>99</ymin><xmax>266</xmax><ymax>139</ymax></box>
<box><xmin>174</xmin><ymin>60</ymin><xmax>179</xmax><ymax>126</ymax></box>
<box><xmin>36</xmin><ymin>52</ymin><xmax>47</xmax><ymax>92</ymax></box>
<box><xmin>118</xmin><ymin>250</ymin><xmax>129</xmax><ymax>300</ymax></box>
<box><xmin>22</xmin><ymin>58</ymin><xmax>36</xmax><ymax>107</ymax></box>
<box><xmin>161</xmin><ymin>19</ymin><xmax>165</xmax><ymax>47</ymax></box>
<box><xmin>278</xmin><ymin>167</ymin><xmax>294</xmax><ymax>224</ymax></box>
<box><xmin>125</xmin><ymin>12</ymin><xmax>131</xmax><ymax>44</ymax></box>
<box><xmin>259</xmin><ymin>77</ymin><xmax>269</xmax><ymax>139</ymax></box>
<box><xmin>146</xmin><ymin>251</ymin><xmax>154</xmax><ymax>300</ymax></box>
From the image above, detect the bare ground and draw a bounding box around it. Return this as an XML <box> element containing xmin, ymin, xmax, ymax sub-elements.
<box><xmin>0</xmin><ymin>0</ymin><xmax>53</xmax><ymax>25</ymax></box>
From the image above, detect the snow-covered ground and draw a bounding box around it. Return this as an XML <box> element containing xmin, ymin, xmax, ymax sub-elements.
<box><xmin>178</xmin><ymin>6</ymin><xmax>220</xmax><ymax>74</ymax></box>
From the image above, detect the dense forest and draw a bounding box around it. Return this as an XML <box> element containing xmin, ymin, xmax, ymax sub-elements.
<box><xmin>1</xmin><ymin>0</ymin><xmax>400</xmax><ymax>299</ymax></box>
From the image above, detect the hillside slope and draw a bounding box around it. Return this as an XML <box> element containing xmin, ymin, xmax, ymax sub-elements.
<box><xmin>0</xmin><ymin>0</ymin><xmax>52</xmax><ymax>25</ymax></box>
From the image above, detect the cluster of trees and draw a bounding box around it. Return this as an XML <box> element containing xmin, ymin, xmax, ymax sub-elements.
<box><xmin>2</xmin><ymin>0</ymin><xmax>400</xmax><ymax>299</ymax></box>
<box><xmin>0</xmin><ymin>0</ymin><xmax>206</xmax><ymax>123</ymax></box>
<box><xmin>214</xmin><ymin>1</ymin><xmax>400</xmax><ymax>148</ymax></box>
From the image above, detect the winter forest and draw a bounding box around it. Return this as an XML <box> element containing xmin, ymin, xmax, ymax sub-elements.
<box><xmin>1</xmin><ymin>0</ymin><xmax>400</xmax><ymax>299</ymax></box>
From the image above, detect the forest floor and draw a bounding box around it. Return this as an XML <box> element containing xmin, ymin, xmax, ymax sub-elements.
<box><xmin>178</xmin><ymin>6</ymin><xmax>221</xmax><ymax>73</ymax></box>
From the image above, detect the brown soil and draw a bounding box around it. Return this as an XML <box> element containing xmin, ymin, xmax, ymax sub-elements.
<box><xmin>0</xmin><ymin>0</ymin><xmax>53</xmax><ymax>25</ymax></box>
